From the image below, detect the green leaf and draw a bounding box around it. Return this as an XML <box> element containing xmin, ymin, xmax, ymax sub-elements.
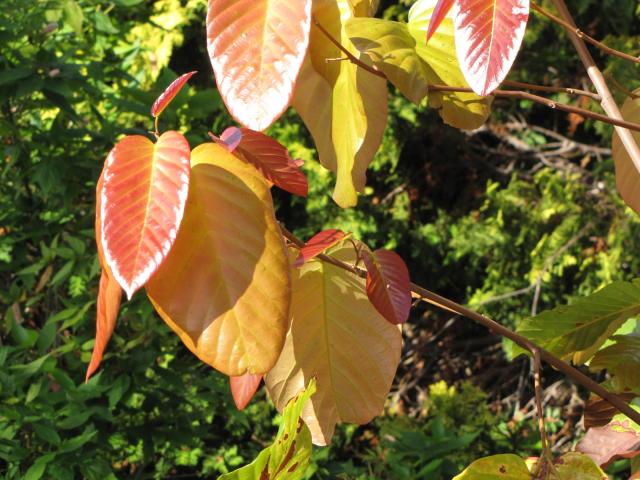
<box><xmin>94</xmin><ymin>11</ymin><xmax>119</xmax><ymax>34</ymax></box>
<box><xmin>549</xmin><ymin>452</ymin><xmax>607</xmax><ymax>479</ymax></box>
<box><xmin>590</xmin><ymin>334</ymin><xmax>640</xmax><ymax>393</ymax></box>
<box><xmin>32</xmin><ymin>423</ymin><xmax>62</xmax><ymax>446</ymax></box>
<box><xmin>218</xmin><ymin>379</ymin><xmax>316</xmax><ymax>480</ymax></box>
<box><xmin>516</xmin><ymin>279</ymin><xmax>640</xmax><ymax>364</ymax></box>
<box><xmin>24</xmin><ymin>454</ymin><xmax>55</xmax><ymax>480</ymax></box>
<box><xmin>62</xmin><ymin>0</ymin><xmax>84</xmax><ymax>37</ymax></box>
<box><xmin>453</xmin><ymin>454</ymin><xmax>530</xmax><ymax>479</ymax></box>
<box><xmin>0</xmin><ymin>68</ymin><xmax>32</xmax><ymax>87</ymax></box>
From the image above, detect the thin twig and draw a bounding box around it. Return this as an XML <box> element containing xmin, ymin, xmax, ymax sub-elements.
<box><xmin>503</xmin><ymin>80</ymin><xmax>601</xmax><ymax>102</ymax></box>
<box><xmin>532</xmin><ymin>348</ymin><xmax>555</xmax><ymax>475</ymax></box>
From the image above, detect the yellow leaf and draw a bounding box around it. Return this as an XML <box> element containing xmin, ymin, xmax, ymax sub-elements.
<box><xmin>612</xmin><ymin>88</ymin><xmax>640</xmax><ymax>216</ymax></box>
<box><xmin>265</xmin><ymin>245</ymin><xmax>402</xmax><ymax>445</ymax></box>
<box><xmin>146</xmin><ymin>143</ymin><xmax>291</xmax><ymax>376</ymax></box>
<box><xmin>293</xmin><ymin>0</ymin><xmax>387</xmax><ymax>208</ymax></box>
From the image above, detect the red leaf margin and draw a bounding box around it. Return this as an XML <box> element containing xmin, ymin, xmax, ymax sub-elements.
<box><xmin>230</xmin><ymin>373</ymin><xmax>263</xmax><ymax>410</ymax></box>
<box><xmin>426</xmin><ymin>0</ymin><xmax>455</xmax><ymax>41</ymax></box>
<box><xmin>295</xmin><ymin>229</ymin><xmax>349</xmax><ymax>267</ymax></box>
<box><xmin>150</xmin><ymin>71</ymin><xmax>197</xmax><ymax>117</ymax></box>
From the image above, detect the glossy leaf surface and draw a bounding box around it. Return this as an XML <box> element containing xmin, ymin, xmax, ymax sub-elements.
<box><xmin>206</xmin><ymin>0</ymin><xmax>312</xmax><ymax>131</ymax></box>
<box><xmin>146</xmin><ymin>143</ymin><xmax>291</xmax><ymax>376</ymax></box>
<box><xmin>230</xmin><ymin>373</ymin><xmax>263</xmax><ymax>410</ymax></box>
<box><xmin>150</xmin><ymin>71</ymin><xmax>196</xmax><ymax>117</ymax></box>
<box><xmin>100</xmin><ymin>131</ymin><xmax>191</xmax><ymax>299</ymax></box>
<box><xmin>612</xmin><ymin>89</ymin><xmax>640</xmax><ymax>215</ymax></box>
<box><xmin>294</xmin><ymin>229</ymin><xmax>348</xmax><ymax>267</ymax></box>
<box><xmin>362</xmin><ymin>249</ymin><xmax>411</xmax><ymax>325</ymax></box>
<box><xmin>453</xmin><ymin>0</ymin><xmax>529</xmax><ymax>96</ymax></box>
<box><xmin>266</xmin><ymin>245</ymin><xmax>402</xmax><ymax>445</ymax></box>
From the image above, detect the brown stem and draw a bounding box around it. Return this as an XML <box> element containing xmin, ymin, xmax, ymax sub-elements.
<box><xmin>279</xmin><ymin>225</ymin><xmax>640</xmax><ymax>426</ymax></box>
<box><xmin>502</xmin><ymin>80</ymin><xmax>600</xmax><ymax>102</ymax></box>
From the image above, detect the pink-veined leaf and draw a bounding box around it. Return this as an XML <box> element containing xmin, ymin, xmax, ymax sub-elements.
<box><xmin>210</xmin><ymin>126</ymin><xmax>243</xmax><ymax>153</ymax></box>
<box><xmin>230</xmin><ymin>373</ymin><xmax>264</xmax><ymax>410</ymax></box>
<box><xmin>206</xmin><ymin>0</ymin><xmax>312</xmax><ymax>131</ymax></box>
<box><xmin>101</xmin><ymin>131</ymin><xmax>191</xmax><ymax>299</ymax></box>
<box><xmin>362</xmin><ymin>249</ymin><xmax>411</xmax><ymax>325</ymax></box>
<box><xmin>150</xmin><ymin>71</ymin><xmax>197</xmax><ymax>117</ymax></box>
<box><xmin>454</xmin><ymin>0</ymin><xmax>530</xmax><ymax>96</ymax></box>
<box><xmin>426</xmin><ymin>0</ymin><xmax>455</xmax><ymax>41</ymax></box>
<box><xmin>295</xmin><ymin>229</ymin><xmax>349</xmax><ymax>267</ymax></box>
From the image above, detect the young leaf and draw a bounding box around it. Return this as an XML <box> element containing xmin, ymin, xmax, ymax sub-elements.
<box><xmin>219</xmin><ymin>379</ymin><xmax>316</xmax><ymax>480</ymax></box>
<box><xmin>230</xmin><ymin>373</ymin><xmax>263</xmax><ymax>411</ymax></box>
<box><xmin>206</xmin><ymin>0</ymin><xmax>312</xmax><ymax>131</ymax></box>
<box><xmin>515</xmin><ymin>279</ymin><xmax>640</xmax><ymax>364</ymax></box>
<box><xmin>453</xmin><ymin>0</ymin><xmax>530</xmax><ymax>96</ymax></box>
<box><xmin>453</xmin><ymin>454</ymin><xmax>530</xmax><ymax>479</ymax></box>
<box><xmin>590</xmin><ymin>334</ymin><xmax>640</xmax><ymax>393</ymax></box>
<box><xmin>612</xmin><ymin>88</ymin><xmax>640</xmax><ymax>215</ymax></box>
<box><xmin>362</xmin><ymin>249</ymin><xmax>411</xmax><ymax>325</ymax></box>
<box><xmin>577</xmin><ymin>419</ymin><xmax>640</xmax><ymax>468</ymax></box>
<box><xmin>426</xmin><ymin>0</ymin><xmax>454</xmax><ymax>41</ymax></box>
<box><xmin>150</xmin><ymin>71</ymin><xmax>197</xmax><ymax>118</ymax></box>
<box><xmin>100</xmin><ymin>131</ymin><xmax>191</xmax><ymax>299</ymax></box>
<box><xmin>146</xmin><ymin>143</ymin><xmax>291</xmax><ymax>376</ymax></box>
<box><xmin>293</xmin><ymin>0</ymin><xmax>387</xmax><ymax>207</ymax></box>
<box><xmin>294</xmin><ymin>229</ymin><xmax>349</xmax><ymax>267</ymax></box>
<box><xmin>265</xmin><ymin>245</ymin><xmax>402</xmax><ymax>445</ymax></box>
<box><xmin>211</xmin><ymin>126</ymin><xmax>243</xmax><ymax>153</ymax></box>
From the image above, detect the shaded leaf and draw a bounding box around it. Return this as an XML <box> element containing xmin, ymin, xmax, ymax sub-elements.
<box><xmin>577</xmin><ymin>420</ymin><xmax>640</xmax><ymax>468</ymax></box>
<box><xmin>100</xmin><ymin>131</ymin><xmax>191</xmax><ymax>299</ymax></box>
<box><xmin>146</xmin><ymin>143</ymin><xmax>291</xmax><ymax>376</ymax></box>
<box><xmin>265</xmin><ymin>245</ymin><xmax>402</xmax><ymax>445</ymax></box>
<box><xmin>206</xmin><ymin>0</ymin><xmax>312</xmax><ymax>131</ymax></box>
<box><xmin>590</xmin><ymin>334</ymin><xmax>640</xmax><ymax>394</ymax></box>
<box><xmin>362</xmin><ymin>249</ymin><xmax>411</xmax><ymax>325</ymax></box>
<box><xmin>453</xmin><ymin>454</ymin><xmax>530</xmax><ymax>479</ymax></box>
<box><xmin>584</xmin><ymin>393</ymin><xmax>637</xmax><ymax>429</ymax></box>
<box><xmin>230</xmin><ymin>373</ymin><xmax>263</xmax><ymax>410</ymax></box>
<box><xmin>612</xmin><ymin>88</ymin><xmax>640</xmax><ymax>216</ymax></box>
<box><xmin>151</xmin><ymin>71</ymin><xmax>197</xmax><ymax>117</ymax></box>
<box><xmin>294</xmin><ymin>229</ymin><xmax>349</xmax><ymax>267</ymax></box>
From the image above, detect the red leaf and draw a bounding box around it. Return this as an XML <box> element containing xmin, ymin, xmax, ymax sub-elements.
<box><xmin>454</xmin><ymin>0</ymin><xmax>529</xmax><ymax>96</ymax></box>
<box><xmin>210</xmin><ymin>126</ymin><xmax>243</xmax><ymax>152</ymax></box>
<box><xmin>206</xmin><ymin>0</ymin><xmax>312</xmax><ymax>131</ymax></box>
<box><xmin>86</xmin><ymin>174</ymin><xmax>123</xmax><ymax>382</ymax></box>
<box><xmin>577</xmin><ymin>421</ymin><xmax>640</xmax><ymax>468</ymax></box>
<box><xmin>235</xmin><ymin>128</ymin><xmax>308</xmax><ymax>197</ymax></box>
<box><xmin>150</xmin><ymin>71</ymin><xmax>197</xmax><ymax>117</ymax></box>
<box><xmin>426</xmin><ymin>0</ymin><xmax>455</xmax><ymax>41</ymax></box>
<box><xmin>362</xmin><ymin>249</ymin><xmax>411</xmax><ymax>325</ymax></box>
<box><xmin>295</xmin><ymin>229</ymin><xmax>348</xmax><ymax>267</ymax></box>
<box><xmin>229</xmin><ymin>373</ymin><xmax>263</xmax><ymax>410</ymax></box>
<box><xmin>101</xmin><ymin>131</ymin><xmax>191</xmax><ymax>299</ymax></box>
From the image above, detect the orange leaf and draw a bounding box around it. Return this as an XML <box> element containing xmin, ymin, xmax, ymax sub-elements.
<box><xmin>362</xmin><ymin>249</ymin><xmax>411</xmax><ymax>325</ymax></box>
<box><xmin>100</xmin><ymin>131</ymin><xmax>191</xmax><ymax>299</ymax></box>
<box><xmin>294</xmin><ymin>229</ymin><xmax>348</xmax><ymax>267</ymax></box>
<box><xmin>150</xmin><ymin>71</ymin><xmax>197</xmax><ymax>118</ymax></box>
<box><xmin>206</xmin><ymin>0</ymin><xmax>312</xmax><ymax>131</ymax></box>
<box><xmin>426</xmin><ymin>0</ymin><xmax>454</xmax><ymax>41</ymax></box>
<box><xmin>229</xmin><ymin>373</ymin><xmax>263</xmax><ymax>410</ymax></box>
<box><xmin>454</xmin><ymin>0</ymin><xmax>529</xmax><ymax>95</ymax></box>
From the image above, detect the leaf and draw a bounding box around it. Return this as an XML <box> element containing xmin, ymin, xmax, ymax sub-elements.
<box><xmin>453</xmin><ymin>454</ymin><xmax>530</xmax><ymax>479</ymax></box>
<box><xmin>426</xmin><ymin>0</ymin><xmax>454</xmax><ymax>41</ymax></box>
<box><xmin>230</xmin><ymin>373</ymin><xmax>263</xmax><ymax>410</ymax></box>
<box><xmin>293</xmin><ymin>0</ymin><xmax>388</xmax><ymax>207</ymax></box>
<box><xmin>150</xmin><ymin>71</ymin><xmax>197</xmax><ymax>117</ymax></box>
<box><xmin>294</xmin><ymin>229</ymin><xmax>349</xmax><ymax>267</ymax></box>
<box><xmin>590</xmin><ymin>334</ymin><xmax>640</xmax><ymax>394</ymax></box>
<box><xmin>100</xmin><ymin>131</ymin><xmax>191</xmax><ymax>299</ymax></box>
<box><xmin>211</xmin><ymin>126</ymin><xmax>243</xmax><ymax>152</ymax></box>
<box><xmin>577</xmin><ymin>420</ymin><xmax>640</xmax><ymax>468</ymax></box>
<box><xmin>234</xmin><ymin>128</ymin><xmax>308</xmax><ymax>197</ymax></box>
<box><xmin>146</xmin><ymin>143</ymin><xmax>291</xmax><ymax>376</ymax></box>
<box><xmin>206</xmin><ymin>0</ymin><xmax>312</xmax><ymax>131</ymax></box>
<box><xmin>612</xmin><ymin>89</ymin><xmax>640</xmax><ymax>216</ymax></box>
<box><xmin>453</xmin><ymin>0</ymin><xmax>530</xmax><ymax>96</ymax></box>
<box><xmin>515</xmin><ymin>279</ymin><xmax>640</xmax><ymax>364</ymax></box>
<box><xmin>362</xmin><ymin>249</ymin><xmax>411</xmax><ymax>325</ymax></box>
<box><xmin>549</xmin><ymin>452</ymin><xmax>608</xmax><ymax>480</ymax></box>
<box><xmin>584</xmin><ymin>393</ymin><xmax>637</xmax><ymax>429</ymax></box>
<box><xmin>265</xmin><ymin>245</ymin><xmax>402</xmax><ymax>445</ymax></box>
<box><xmin>62</xmin><ymin>0</ymin><xmax>84</xmax><ymax>37</ymax></box>
<box><xmin>219</xmin><ymin>379</ymin><xmax>316</xmax><ymax>480</ymax></box>
<box><xmin>407</xmin><ymin>0</ymin><xmax>493</xmax><ymax>129</ymax></box>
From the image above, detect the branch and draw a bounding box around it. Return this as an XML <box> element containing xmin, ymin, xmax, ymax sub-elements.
<box><xmin>279</xmin><ymin>225</ymin><xmax>640</xmax><ymax>427</ymax></box>
<box><xmin>502</xmin><ymin>80</ymin><xmax>601</xmax><ymax>102</ymax></box>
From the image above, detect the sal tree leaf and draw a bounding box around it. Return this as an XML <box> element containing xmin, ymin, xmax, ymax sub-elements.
<box><xmin>150</xmin><ymin>71</ymin><xmax>197</xmax><ymax>117</ymax></box>
<box><xmin>219</xmin><ymin>379</ymin><xmax>316</xmax><ymax>480</ymax></box>
<box><xmin>211</xmin><ymin>126</ymin><xmax>243</xmax><ymax>152</ymax></box>
<box><xmin>612</xmin><ymin>88</ymin><xmax>640</xmax><ymax>215</ymax></box>
<box><xmin>549</xmin><ymin>452</ymin><xmax>608</xmax><ymax>480</ymax></box>
<box><xmin>293</xmin><ymin>0</ymin><xmax>387</xmax><ymax>207</ymax></box>
<box><xmin>100</xmin><ymin>131</ymin><xmax>191</xmax><ymax>299</ymax></box>
<box><xmin>577</xmin><ymin>419</ymin><xmax>640</xmax><ymax>468</ymax></box>
<box><xmin>453</xmin><ymin>0</ymin><xmax>529</xmax><ymax>96</ymax></box>
<box><xmin>590</xmin><ymin>334</ymin><xmax>640</xmax><ymax>393</ymax></box>
<box><xmin>426</xmin><ymin>0</ymin><xmax>454</xmax><ymax>41</ymax></box>
<box><xmin>229</xmin><ymin>373</ymin><xmax>263</xmax><ymax>410</ymax></box>
<box><xmin>265</xmin><ymin>245</ymin><xmax>402</xmax><ymax>445</ymax></box>
<box><xmin>206</xmin><ymin>0</ymin><xmax>312</xmax><ymax>131</ymax></box>
<box><xmin>294</xmin><ymin>229</ymin><xmax>349</xmax><ymax>267</ymax></box>
<box><xmin>516</xmin><ymin>279</ymin><xmax>640</xmax><ymax>364</ymax></box>
<box><xmin>146</xmin><ymin>143</ymin><xmax>291</xmax><ymax>376</ymax></box>
<box><xmin>362</xmin><ymin>249</ymin><xmax>411</xmax><ymax>325</ymax></box>
<box><xmin>453</xmin><ymin>454</ymin><xmax>530</xmax><ymax>479</ymax></box>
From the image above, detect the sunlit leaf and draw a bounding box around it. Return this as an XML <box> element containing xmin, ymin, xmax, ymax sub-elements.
<box><xmin>362</xmin><ymin>249</ymin><xmax>411</xmax><ymax>325</ymax></box>
<box><xmin>206</xmin><ymin>0</ymin><xmax>312</xmax><ymax>131</ymax></box>
<box><xmin>294</xmin><ymin>229</ymin><xmax>349</xmax><ymax>267</ymax></box>
<box><xmin>100</xmin><ymin>131</ymin><xmax>191</xmax><ymax>299</ymax></box>
<box><xmin>453</xmin><ymin>0</ymin><xmax>529</xmax><ymax>96</ymax></box>
<box><xmin>219</xmin><ymin>379</ymin><xmax>316</xmax><ymax>480</ymax></box>
<box><xmin>549</xmin><ymin>452</ymin><xmax>608</xmax><ymax>480</ymax></box>
<box><xmin>150</xmin><ymin>71</ymin><xmax>197</xmax><ymax>117</ymax></box>
<box><xmin>453</xmin><ymin>454</ymin><xmax>530</xmax><ymax>479</ymax></box>
<box><xmin>230</xmin><ymin>373</ymin><xmax>263</xmax><ymax>411</ymax></box>
<box><xmin>293</xmin><ymin>0</ymin><xmax>387</xmax><ymax>207</ymax></box>
<box><xmin>515</xmin><ymin>279</ymin><xmax>640</xmax><ymax>364</ymax></box>
<box><xmin>612</xmin><ymin>88</ymin><xmax>640</xmax><ymax>216</ymax></box>
<box><xmin>577</xmin><ymin>419</ymin><xmax>640</xmax><ymax>468</ymax></box>
<box><xmin>265</xmin><ymin>245</ymin><xmax>402</xmax><ymax>445</ymax></box>
<box><xmin>211</xmin><ymin>126</ymin><xmax>243</xmax><ymax>152</ymax></box>
<box><xmin>590</xmin><ymin>334</ymin><xmax>640</xmax><ymax>394</ymax></box>
<box><xmin>146</xmin><ymin>143</ymin><xmax>291</xmax><ymax>376</ymax></box>
<box><xmin>426</xmin><ymin>0</ymin><xmax>454</xmax><ymax>41</ymax></box>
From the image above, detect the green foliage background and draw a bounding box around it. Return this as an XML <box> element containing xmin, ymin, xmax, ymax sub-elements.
<box><xmin>1</xmin><ymin>0</ymin><xmax>639</xmax><ymax>478</ymax></box>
